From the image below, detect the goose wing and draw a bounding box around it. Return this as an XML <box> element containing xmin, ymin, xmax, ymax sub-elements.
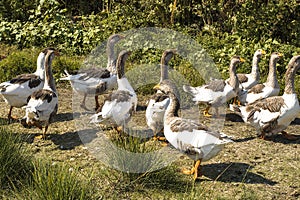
<box><xmin>0</xmin><ymin>74</ymin><xmax>42</xmax><ymax>95</ymax></box>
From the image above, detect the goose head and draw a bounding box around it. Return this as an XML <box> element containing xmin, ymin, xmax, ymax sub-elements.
<box><xmin>106</xmin><ymin>34</ymin><xmax>126</xmax><ymax>72</ymax></box>
<box><xmin>161</xmin><ymin>49</ymin><xmax>177</xmax><ymax>66</ymax></box>
<box><xmin>108</xmin><ymin>34</ymin><xmax>125</xmax><ymax>45</ymax></box>
<box><xmin>230</xmin><ymin>56</ymin><xmax>245</xmax><ymax>71</ymax></box>
<box><xmin>116</xmin><ymin>50</ymin><xmax>131</xmax><ymax>79</ymax></box>
<box><xmin>286</xmin><ymin>55</ymin><xmax>300</xmax><ymax>77</ymax></box>
<box><xmin>35</xmin><ymin>47</ymin><xmax>59</xmax><ymax>80</ymax></box>
<box><xmin>270</xmin><ymin>52</ymin><xmax>283</xmax><ymax>63</ymax></box>
<box><xmin>154</xmin><ymin>79</ymin><xmax>180</xmax><ymax>101</ymax></box>
<box><xmin>160</xmin><ymin>49</ymin><xmax>177</xmax><ymax>81</ymax></box>
<box><xmin>254</xmin><ymin>49</ymin><xmax>266</xmax><ymax>59</ymax></box>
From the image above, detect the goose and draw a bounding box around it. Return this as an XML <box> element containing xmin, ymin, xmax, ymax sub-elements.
<box><xmin>231</xmin><ymin>55</ymin><xmax>300</xmax><ymax>140</ymax></box>
<box><xmin>60</xmin><ymin>34</ymin><xmax>125</xmax><ymax>111</ymax></box>
<box><xmin>0</xmin><ymin>47</ymin><xmax>57</xmax><ymax>122</ymax></box>
<box><xmin>22</xmin><ymin>50</ymin><xmax>58</xmax><ymax>139</ymax></box>
<box><xmin>90</xmin><ymin>50</ymin><xmax>137</xmax><ymax>130</ymax></box>
<box><xmin>236</xmin><ymin>49</ymin><xmax>266</xmax><ymax>90</ymax></box>
<box><xmin>183</xmin><ymin>56</ymin><xmax>245</xmax><ymax>117</ymax></box>
<box><xmin>237</xmin><ymin>52</ymin><xmax>283</xmax><ymax>105</ymax></box>
<box><xmin>146</xmin><ymin>49</ymin><xmax>176</xmax><ymax>140</ymax></box>
<box><xmin>154</xmin><ymin>79</ymin><xmax>233</xmax><ymax>180</ymax></box>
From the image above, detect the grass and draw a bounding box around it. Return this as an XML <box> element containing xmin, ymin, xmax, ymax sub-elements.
<box><xmin>0</xmin><ymin>127</ymin><xmax>33</xmax><ymax>190</ymax></box>
<box><xmin>0</xmin><ymin>122</ymin><xmax>95</xmax><ymax>199</ymax></box>
<box><xmin>16</xmin><ymin>160</ymin><xmax>95</xmax><ymax>200</ymax></box>
<box><xmin>0</xmin><ymin>45</ymin><xmax>299</xmax><ymax>199</ymax></box>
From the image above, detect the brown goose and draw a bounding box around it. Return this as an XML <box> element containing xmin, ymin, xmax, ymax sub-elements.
<box><xmin>60</xmin><ymin>34</ymin><xmax>125</xmax><ymax>111</ymax></box>
<box><xmin>146</xmin><ymin>49</ymin><xmax>176</xmax><ymax>140</ymax></box>
<box><xmin>183</xmin><ymin>56</ymin><xmax>245</xmax><ymax>117</ymax></box>
<box><xmin>154</xmin><ymin>79</ymin><xmax>233</xmax><ymax>180</ymax></box>
<box><xmin>232</xmin><ymin>55</ymin><xmax>300</xmax><ymax>140</ymax></box>
<box><xmin>23</xmin><ymin>50</ymin><xmax>58</xmax><ymax>139</ymax></box>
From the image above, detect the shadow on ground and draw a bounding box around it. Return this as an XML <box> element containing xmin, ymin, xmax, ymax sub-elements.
<box><xmin>291</xmin><ymin>118</ymin><xmax>300</xmax><ymax>125</ymax></box>
<box><xmin>225</xmin><ymin>113</ymin><xmax>244</xmax><ymax>122</ymax></box>
<box><xmin>201</xmin><ymin>162</ymin><xmax>277</xmax><ymax>185</ymax></box>
<box><xmin>50</xmin><ymin>129</ymin><xmax>98</xmax><ymax>150</ymax></box>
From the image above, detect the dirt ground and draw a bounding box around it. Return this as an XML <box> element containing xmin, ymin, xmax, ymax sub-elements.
<box><xmin>0</xmin><ymin>82</ymin><xmax>299</xmax><ymax>199</ymax></box>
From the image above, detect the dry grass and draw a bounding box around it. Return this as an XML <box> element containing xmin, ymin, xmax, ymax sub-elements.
<box><xmin>0</xmin><ymin>82</ymin><xmax>299</xmax><ymax>199</ymax></box>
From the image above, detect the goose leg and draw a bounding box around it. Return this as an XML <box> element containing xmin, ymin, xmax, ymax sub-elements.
<box><xmin>42</xmin><ymin>125</ymin><xmax>49</xmax><ymax>140</ymax></box>
<box><xmin>258</xmin><ymin>132</ymin><xmax>270</xmax><ymax>140</ymax></box>
<box><xmin>80</xmin><ymin>94</ymin><xmax>90</xmax><ymax>111</ymax></box>
<box><xmin>153</xmin><ymin>130</ymin><xmax>168</xmax><ymax>146</ymax></box>
<box><xmin>281</xmin><ymin>131</ymin><xmax>298</xmax><ymax>140</ymax></box>
<box><xmin>8</xmin><ymin>106</ymin><xmax>18</xmax><ymax>123</ymax></box>
<box><xmin>116</xmin><ymin>126</ymin><xmax>123</xmax><ymax>133</ymax></box>
<box><xmin>203</xmin><ymin>106</ymin><xmax>212</xmax><ymax>117</ymax></box>
<box><xmin>95</xmin><ymin>95</ymin><xmax>100</xmax><ymax>111</ymax></box>
<box><xmin>193</xmin><ymin>160</ymin><xmax>201</xmax><ymax>180</ymax></box>
<box><xmin>182</xmin><ymin>160</ymin><xmax>202</xmax><ymax>180</ymax></box>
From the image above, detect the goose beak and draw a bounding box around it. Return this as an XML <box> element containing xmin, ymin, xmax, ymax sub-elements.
<box><xmin>278</xmin><ymin>53</ymin><xmax>283</xmax><ymax>57</ymax></box>
<box><xmin>240</xmin><ymin>57</ymin><xmax>245</xmax><ymax>63</ymax></box>
<box><xmin>261</xmin><ymin>50</ymin><xmax>266</xmax><ymax>55</ymax></box>
<box><xmin>153</xmin><ymin>84</ymin><xmax>161</xmax><ymax>90</ymax></box>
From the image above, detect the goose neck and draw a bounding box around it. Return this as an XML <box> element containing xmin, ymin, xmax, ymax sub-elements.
<box><xmin>44</xmin><ymin>53</ymin><xmax>56</xmax><ymax>92</ymax></box>
<box><xmin>228</xmin><ymin>63</ymin><xmax>239</xmax><ymax>91</ymax></box>
<box><xmin>266</xmin><ymin>58</ymin><xmax>279</xmax><ymax>88</ymax></box>
<box><xmin>165</xmin><ymin>92</ymin><xmax>180</xmax><ymax>119</ymax></box>
<box><xmin>106</xmin><ymin>43</ymin><xmax>116</xmax><ymax>73</ymax></box>
<box><xmin>251</xmin><ymin>56</ymin><xmax>260</xmax><ymax>80</ymax></box>
<box><xmin>160</xmin><ymin>64</ymin><xmax>169</xmax><ymax>82</ymax></box>
<box><xmin>35</xmin><ymin>53</ymin><xmax>45</xmax><ymax>80</ymax></box>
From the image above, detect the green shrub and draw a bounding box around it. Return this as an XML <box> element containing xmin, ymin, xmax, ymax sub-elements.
<box><xmin>18</xmin><ymin>160</ymin><xmax>94</xmax><ymax>200</ymax></box>
<box><xmin>0</xmin><ymin>128</ymin><xmax>33</xmax><ymax>189</ymax></box>
<box><xmin>0</xmin><ymin>48</ymin><xmax>83</xmax><ymax>82</ymax></box>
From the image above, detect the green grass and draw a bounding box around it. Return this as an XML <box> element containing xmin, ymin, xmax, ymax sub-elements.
<box><xmin>0</xmin><ymin>127</ymin><xmax>33</xmax><ymax>190</ymax></box>
<box><xmin>16</xmin><ymin>160</ymin><xmax>95</xmax><ymax>200</ymax></box>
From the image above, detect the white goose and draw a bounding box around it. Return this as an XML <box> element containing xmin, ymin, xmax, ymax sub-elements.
<box><xmin>90</xmin><ymin>50</ymin><xmax>137</xmax><ymax>130</ymax></box>
<box><xmin>154</xmin><ymin>79</ymin><xmax>233</xmax><ymax>180</ymax></box>
<box><xmin>60</xmin><ymin>34</ymin><xmax>125</xmax><ymax>111</ymax></box>
<box><xmin>231</xmin><ymin>55</ymin><xmax>300</xmax><ymax>140</ymax></box>
<box><xmin>236</xmin><ymin>49</ymin><xmax>266</xmax><ymax>90</ymax></box>
<box><xmin>146</xmin><ymin>49</ymin><xmax>176</xmax><ymax>140</ymax></box>
<box><xmin>22</xmin><ymin>50</ymin><xmax>58</xmax><ymax>139</ymax></box>
<box><xmin>183</xmin><ymin>56</ymin><xmax>245</xmax><ymax>117</ymax></box>
<box><xmin>0</xmin><ymin>47</ymin><xmax>57</xmax><ymax>121</ymax></box>
<box><xmin>238</xmin><ymin>52</ymin><xmax>283</xmax><ymax>105</ymax></box>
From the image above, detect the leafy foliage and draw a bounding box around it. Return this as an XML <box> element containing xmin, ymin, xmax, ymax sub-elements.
<box><xmin>0</xmin><ymin>0</ymin><xmax>299</xmax><ymax>94</ymax></box>
<box><xmin>0</xmin><ymin>48</ymin><xmax>83</xmax><ymax>82</ymax></box>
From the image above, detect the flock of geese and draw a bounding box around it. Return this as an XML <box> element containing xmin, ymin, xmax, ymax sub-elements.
<box><xmin>0</xmin><ymin>34</ymin><xmax>299</xmax><ymax>180</ymax></box>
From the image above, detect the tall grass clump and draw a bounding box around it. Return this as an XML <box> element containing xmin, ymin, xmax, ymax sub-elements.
<box><xmin>94</xmin><ymin>129</ymin><xmax>192</xmax><ymax>195</ymax></box>
<box><xmin>18</xmin><ymin>160</ymin><xmax>94</xmax><ymax>200</ymax></box>
<box><xmin>0</xmin><ymin>128</ymin><xmax>33</xmax><ymax>189</ymax></box>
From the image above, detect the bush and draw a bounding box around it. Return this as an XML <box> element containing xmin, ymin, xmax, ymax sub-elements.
<box><xmin>0</xmin><ymin>48</ymin><xmax>84</xmax><ymax>82</ymax></box>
